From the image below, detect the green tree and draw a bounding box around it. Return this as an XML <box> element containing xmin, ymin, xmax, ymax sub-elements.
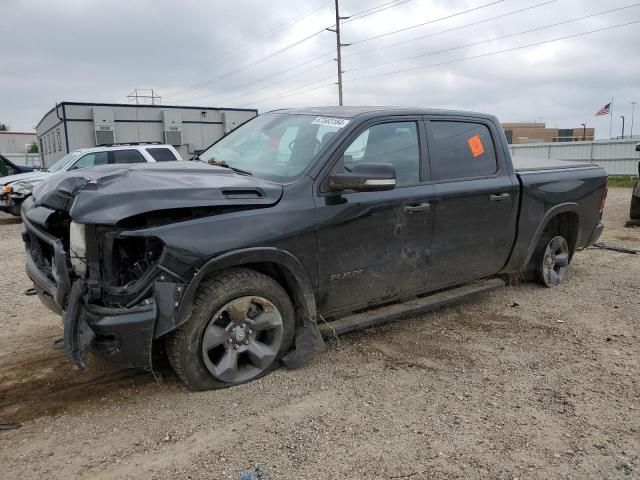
<box><xmin>0</xmin><ymin>123</ymin><xmax>8</xmax><ymax>131</ymax></box>
<box><xmin>27</xmin><ymin>140</ymin><xmax>38</xmax><ymax>153</ymax></box>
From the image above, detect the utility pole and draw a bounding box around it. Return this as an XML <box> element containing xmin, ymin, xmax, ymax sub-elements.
<box><xmin>327</xmin><ymin>0</ymin><xmax>349</xmax><ymax>106</ymax></box>
<box><xmin>620</xmin><ymin>115</ymin><xmax>625</xmax><ymax>139</ymax></box>
<box><xmin>631</xmin><ymin>102</ymin><xmax>636</xmax><ymax>138</ymax></box>
<box><xmin>581</xmin><ymin>123</ymin><xmax>587</xmax><ymax>141</ymax></box>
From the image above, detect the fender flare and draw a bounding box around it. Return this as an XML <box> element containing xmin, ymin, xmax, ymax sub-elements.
<box><xmin>174</xmin><ymin>247</ymin><xmax>325</xmax><ymax>368</ymax></box>
<box><xmin>176</xmin><ymin>247</ymin><xmax>315</xmax><ymax>324</ymax></box>
<box><xmin>521</xmin><ymin>202</ymin><xmax>580</xmax><ymax>268</ymax></box>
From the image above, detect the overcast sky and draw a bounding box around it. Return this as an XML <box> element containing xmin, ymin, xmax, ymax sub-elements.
<box><xmin>1</xmin><ymin>0</ymin><xmax>639</xmax><ymax>138</ymax></box>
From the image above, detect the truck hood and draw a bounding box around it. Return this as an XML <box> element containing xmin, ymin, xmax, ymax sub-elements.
<box><xmin>31</xmin><ymin>161</ymin><xmax>284</xmax><ymax>225</ymax></box>
<box><xmin>0</xmin><ymin>171</ymin><xmax>50</xmax><ymax>186</ymax></box>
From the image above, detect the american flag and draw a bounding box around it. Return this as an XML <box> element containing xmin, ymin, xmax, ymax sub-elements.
<box><xmin>595</xmin><ymin>103</ymin><xmax>611</xmax><ymax>116</ymax></box>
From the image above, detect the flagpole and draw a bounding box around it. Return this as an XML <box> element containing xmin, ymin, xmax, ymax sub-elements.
<box><xmin>609</xmin><ymin>97</ymin><xmax>614</xmax><ymax>139</ymax></box>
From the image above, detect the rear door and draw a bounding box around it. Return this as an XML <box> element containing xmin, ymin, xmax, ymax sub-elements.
<box><xmin>315</xmin><ymin>117</ymin><xmax>435</xmax><ymax>316</ymax></box>
<box><xmin>425</xmin><ymin>116</ymin><xmax>518</xmax><ymax>289</ymax></box>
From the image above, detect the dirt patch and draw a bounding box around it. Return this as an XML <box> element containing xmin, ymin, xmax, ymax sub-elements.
<box><xmin>0</xmin><ymin>189</ymin><xmax>639</xmax><ymax>480</ymax></box>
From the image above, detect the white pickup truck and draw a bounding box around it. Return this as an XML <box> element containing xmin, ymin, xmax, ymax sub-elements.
<box><xmin>0</xmin><ymin>144</ymin><xmax>182</xmax><ymax>216</ymax></box>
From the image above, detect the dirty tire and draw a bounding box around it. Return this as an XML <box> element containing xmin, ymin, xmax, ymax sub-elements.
<box><xmin>166</xmin><ymin>268</ymin><xmax>295</xmax><ymax>391</ymax></box>
<box><xmin>529</xmin><ymin>231</ymin><xmax>570</xmax><ymax>287</ymax></box>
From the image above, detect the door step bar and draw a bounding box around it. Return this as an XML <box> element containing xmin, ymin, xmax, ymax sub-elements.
<box><xmin>318</xmin><ymin>278</ymin><xmax>505</xmax><ymax>338</ymax></box>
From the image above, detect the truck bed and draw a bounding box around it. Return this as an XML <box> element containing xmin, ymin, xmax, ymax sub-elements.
<box><xmin>512</xmin><ymin>155</ymin><xmax>595</xmax><ymax>172</ymax></box>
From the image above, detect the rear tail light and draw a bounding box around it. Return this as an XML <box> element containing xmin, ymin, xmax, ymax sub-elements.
<box><xmin>599</xmin><ymin>181</ymin><xmax>608</xmax><ymax>212</ymax></box>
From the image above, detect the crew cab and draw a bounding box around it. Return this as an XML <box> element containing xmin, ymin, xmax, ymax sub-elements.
<box><xmin>1</xmin><ymin>144</ymin><xmax>181</xmax><ymax>216</ymax></box>
<box><xmin>21</xmin><ymin>107</ymin><xmax>607</xmax><ymax>390</ymax></box>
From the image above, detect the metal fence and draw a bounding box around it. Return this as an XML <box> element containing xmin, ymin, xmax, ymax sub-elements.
<box><xmin>509</xmin><ymin>139</ymin><xmax>639</xmax><ymax>176</ymax></box>
<box><xmin>3</xmin><ymin>153</ymin><xmax>43</xmax><ymax>168</ymax></box>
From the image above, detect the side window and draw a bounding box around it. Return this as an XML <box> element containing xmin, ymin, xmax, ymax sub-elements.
<box><xmin>146</xmin><ymin>147</ymin><xmax>178</xmax><ymax>162</ymax></box>
<box><xmin>69</xmin><ymin>152</ymin><xmax>109</xmax><ymax>171</ymax></box>
<box><xmin>340</xmin><ymin>121</ymin><xmax>420</xmax><ymax>187</ymax></box>
<box><xmin>112</xmin><ymin>149</ymin><xmax>146</xmax><ymax>164</ymax></box>
<box><xmin>430</xmin><ymin>121</ymin><xmax>497</xmax><ymax>181</ymax></box>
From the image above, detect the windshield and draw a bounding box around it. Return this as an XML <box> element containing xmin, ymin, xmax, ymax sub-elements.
<box><xmin>47</xmin><ymin>151</ymin><xmax>82</xmax><ymax>173</ymax></box>
<box><xmin>198</xmin><ymin>113</ymin><xmax>348</xmax><ymax>181</ymax></box>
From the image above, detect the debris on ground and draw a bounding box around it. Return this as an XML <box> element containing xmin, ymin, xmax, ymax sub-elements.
<box><xmin>238</xmin><ymin>466</ymin><xmax>269</xmax><ymax>480</ymax></box>
<box><xmin>0</xmin><ymin>424</ymin><xmax>21</xmax><ymax>431</ymax></box>
<box><xmin>591</xmin><ymin>241</ymin><xmax>638</xmax><ymax>254</ymax></box>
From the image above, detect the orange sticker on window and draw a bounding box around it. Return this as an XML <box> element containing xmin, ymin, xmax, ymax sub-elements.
<box><xmin>468</xmin><ymin>135</ymin><xmax>485</xmax><ymax>158</ymax></box>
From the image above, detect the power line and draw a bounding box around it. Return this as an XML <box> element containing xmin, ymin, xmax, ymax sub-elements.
<box><xmin>177</xmin><ymin>55</ymin><xmax>335</xmax><ymax>105</ymax></box>
<box><xmin>348</xmin><ymin>0</ymin><xmax>506</xmax><ymax>46</ymax></box>
<box><xmin>343</xmin><ymin>0</ymin><xmax>413</xmax><ymax>24</ymax></box>
<box><xmin>164</xmin><ymin>28</ymin><xmax>328</xmax><ymax>100</ymax></box>
<box><xmin>164</xmin><ymin>3</ymin><xmax>332</xmax><ymax>100</ymax></box>
<box><xmin>343</xmin><ymin>19</ymin><xmax>640</xmax><ymax>84</ymax></box>
<box><xmin>212</xmin><ymin>1</ymin><xmax>332</xmax><ymax>68</ymax></box>
<box><xmin>346</xmin><ymin>3</ymin><xmax>640</xmax><ymax>74</ymax></box>
<box><xmin>165</xmin><ymin>0</ymin><xmax>413</xmax><ymax>102</ymax></box>
<box><xmin>343</xmin><ymin>0</ymin><xmax>556</xmax><ymax>60</ymax></box>
<box><xmin>235</xmin><ymin>80</ymin><xmax>337</xmax><ymax>108</ymax></box>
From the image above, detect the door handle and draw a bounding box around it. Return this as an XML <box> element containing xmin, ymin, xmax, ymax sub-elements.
<box><xmin>404</xmin><ymin>202</ymin><xmax>431</xmax><ymax>213</ymax></box>
<box><xmin>489</xmin><ymin>193</ymin><xmax>510</xmax><ymax>202</ymax></box>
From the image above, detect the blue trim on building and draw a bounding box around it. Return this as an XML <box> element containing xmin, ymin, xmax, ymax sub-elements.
<box><xmin>60</xmin><ymin>101</ymin><xmax>257</xmax><ymax>113</ymax></box>
<box><xmin>64</xmin><ymin>118</ymin><xmax>223</xmax><ymax>125</ymax></box>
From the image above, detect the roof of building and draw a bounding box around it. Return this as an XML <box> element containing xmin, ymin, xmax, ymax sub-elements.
<box><xmin>0</xmin><ymin>131</ymin><xmax>36</xmax><ymax>135</ymax></box>
<box><xmin>37</xmin><ymin>101</ymin><xmax>258</xmax><ymax>130</ymax></box>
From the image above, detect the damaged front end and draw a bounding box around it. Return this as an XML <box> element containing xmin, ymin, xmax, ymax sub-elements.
<box><xmin>22</xmin><ymin>197</ymin><xmax>186</xmax><ymax>369</ymax></box>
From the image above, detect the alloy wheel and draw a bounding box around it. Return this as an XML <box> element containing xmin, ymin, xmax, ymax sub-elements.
<box><xmin>201</xmin><ymin>296</ymin><xmax>284</xmax><ymax>383</ymax></box>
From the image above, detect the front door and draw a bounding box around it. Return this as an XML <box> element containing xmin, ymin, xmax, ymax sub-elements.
<box><xmin>315</xmin><ymin>118</ymin><xmax>435</xmax><ymax>316</ymax></box>
<box><xmin>425</xmin><ymin>117</ymin><xmax>519</xmax><ymax>289</ymax></box>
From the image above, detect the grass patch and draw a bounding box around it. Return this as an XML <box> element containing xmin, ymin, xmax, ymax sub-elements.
<box><xmin>608</xmin><ymin>176</ymin><xmax>638</xmax><ymax>188</ymax></box>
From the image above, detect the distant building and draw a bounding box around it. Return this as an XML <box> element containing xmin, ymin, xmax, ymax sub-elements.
<box><xmin>0</xmin><ymin>131</ymin><xmax>36</xmax><ymax>154</ymax></box>
<box><xmin>35</xmin><ymin>102</ymin><xmax>258</xmax><ymax>167</ymax></box>
<box><xmin>501</xmin><ymin>122</ymin><xmax>595</xmax><ymax>144</ymax></box>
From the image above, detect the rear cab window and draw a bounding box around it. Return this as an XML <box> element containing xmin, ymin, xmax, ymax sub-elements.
<box><xmin>146</xmin><ymin>147</ymin><xmax>179</xmax><ymax>162</ymax></box>
<box><xmin>428</xmin><ymin>121</ymin><xmax>497</xmax><ymax>181</ymax></box>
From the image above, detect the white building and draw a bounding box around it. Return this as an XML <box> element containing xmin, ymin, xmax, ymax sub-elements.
<box><xmin>0</xmin><ymin>131</ymin><xmax>36</xmax><ymax>154</ymax></box>
<box><xmin>35</xmin><ymin>102</ymin><xmax>257</xmax><ymax>167</ymax></box>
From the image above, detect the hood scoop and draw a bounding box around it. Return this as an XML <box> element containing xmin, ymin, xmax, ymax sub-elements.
<box><xmin>222</xmin><ymin>189</ymin><xmax>265</xmax><ymax>200</ymax></box>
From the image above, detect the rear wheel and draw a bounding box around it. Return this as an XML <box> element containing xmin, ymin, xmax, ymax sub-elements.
<box><xmin>166</xmin><ymin>268</ymin><xmax>295</xmax><ymax>390</ymax></box>
<box><xmin>530</xmin><ymin>233</ymin><xmax>570</xmax><ymax>287</ymax></box>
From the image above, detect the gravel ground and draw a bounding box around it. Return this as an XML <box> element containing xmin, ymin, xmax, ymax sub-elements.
<box><xmin>0</xmin><ymin>188</ymin><xmax>638</xmax><ymax>480</ymax></box>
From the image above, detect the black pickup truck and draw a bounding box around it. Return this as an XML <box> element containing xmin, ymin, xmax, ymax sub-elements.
<box><xmin>21</xmin><ymin>107</ymin><xmax>607</xmax><ymax>390</ymax></box>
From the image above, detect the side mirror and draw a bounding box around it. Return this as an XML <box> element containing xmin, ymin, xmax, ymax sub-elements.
<box><xmin>329</xmin><ymin>163</ymin><xmax>396</xmax><ymax>192</ymax></box>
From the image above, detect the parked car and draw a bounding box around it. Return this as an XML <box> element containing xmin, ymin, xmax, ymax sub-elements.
<box><xmin>21</xmin><ymin>107</ymin><xmax>607</xmax><ymax>390</ymax></box>
<box><xmin>0</xmin><ymin>153</ymin><xmax>34</xmax><ymax>177</ymax></box>
<box><xmin>0</xmin><ymin>144</ymin><xmax>182</xmax><ymax>216</ymax></box>
<box><xmin>630</xmin><ymin>143</ymin><xmax>640</xmax><ymax>220</ymax></box>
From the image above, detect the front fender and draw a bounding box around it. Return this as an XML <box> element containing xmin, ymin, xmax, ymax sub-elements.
<box><xmin>174</xmin><ymin>247</ymin><xmax>325</xmax><ymax>368</ymax></box>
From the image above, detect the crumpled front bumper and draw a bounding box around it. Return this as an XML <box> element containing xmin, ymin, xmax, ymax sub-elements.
<box><xmin>22</xmin><ymin>203</ymin><xmax>182</xmax><ymax>370</ymax></box>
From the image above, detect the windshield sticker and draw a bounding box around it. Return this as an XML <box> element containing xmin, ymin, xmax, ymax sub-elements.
<box><xmin>468</xmin><ymin>135</ymin><xmax>485</xmax><ymax>158</ymax></box>
<box><xmin>311</xmin><ymin>117</ymin><xmax>350</xmax><ymax>129</ymax></box>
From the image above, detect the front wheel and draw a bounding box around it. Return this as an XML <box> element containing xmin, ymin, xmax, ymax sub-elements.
<box><xmin>166</xmin><ymin>268</ymin><xmax>295</xmax><ymax>390</ymax></box>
